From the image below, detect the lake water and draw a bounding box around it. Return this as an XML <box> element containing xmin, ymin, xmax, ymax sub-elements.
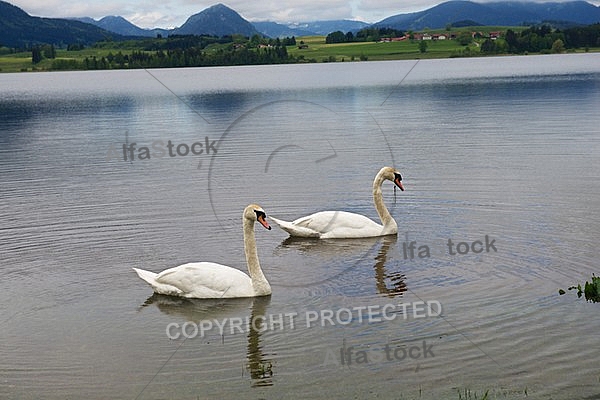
<box><xmin>1</xmin><ymin>53</ymin><xmax>599</xmax><ymax>399</ymax></box>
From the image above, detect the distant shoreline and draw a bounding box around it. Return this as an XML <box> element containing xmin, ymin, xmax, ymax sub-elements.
<box><xmin>1</xmin><ymin>31</ymin><xmax>599</xmax><ymax>74</ymax></box>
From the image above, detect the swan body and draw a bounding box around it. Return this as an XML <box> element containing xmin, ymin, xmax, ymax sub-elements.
<box><xmin>133</xmin><ymin>204</ymin><xmax>272</xmax><ymax>299</ymax></box>
<box><xmin>270</xmin><ymin>167</ymin><xmax>404</xmax><ymax>239</ymax></box>
<box><xmin>271</xmin><ymin>211</ymin><xmax>390</xmax><ymax>239</ymax></box>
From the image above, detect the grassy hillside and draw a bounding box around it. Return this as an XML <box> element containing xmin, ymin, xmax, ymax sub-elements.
<box><xmin>0</xmin><ymin>47</ymin><xmax>125</xmax><ymax>72</ymax></box>
<box><xmin>289</xmin><ymin>36</ymin><xmax>468</xmax><ymax>61</ymax></box>
<box><xmin>287</xmin><ymin>27</ymin><xmax>532</xmax><ymax>61</ymax></box>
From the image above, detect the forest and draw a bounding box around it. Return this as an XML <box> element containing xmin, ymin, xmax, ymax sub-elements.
<box><xmin>44</xmin><ymin>34</ymin><xmax>296</xmax><ymax>70</ymax></box>
<box><xmin>480</xmin><ymin>24</ymin><xmax>600</xmax><ymax>54</ymax></box>
<box><xmin>326</xmin><ymin>24</ymin><xmax>600</xmax><ymax>54</ymax></box>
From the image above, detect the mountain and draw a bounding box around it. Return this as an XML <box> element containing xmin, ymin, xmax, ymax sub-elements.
<box><xmin>252</xmin><ymin>21</ymin><xmax>315</xmax><ymax>38</ymax></box>
<box><xmin>375</xmin><ymin>1</ymin><xmax>600</xmax><ymax>31</ymax></box>
<box><xmin>3</xmin><ymin>0</ymin><xmax>600</xmax><ymax>49</ymax></box>
<box><xmin>0</xmin><ymin>0</ymin><xmax>125</xmax><ymax>48</ymax></box>
<box><xmin>486</xmin><ymin>1</ymin><xmax>600</xmax><ymax>24</ymax></box>
<box><xmin>72</xmin><ymin>16</ymin><xmax>170</xmax><ymax>37</ymax></box>
<box><xmin>251</xmin><ymin>20</ymin><xmax>370</xmax><ymax>38</ymax></box>
<box><xmin>290</xmin><ymin>20</ymin><xmax>370</xmax><ymax>35</ymax></box>
<box><xmin>173</xmin><ymin>3</ymin><xmax>260</xmax><ymax>36</ymax></box>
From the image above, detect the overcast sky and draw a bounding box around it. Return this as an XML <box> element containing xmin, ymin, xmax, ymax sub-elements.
<box><xmin>10</xmin><ymin>0</ymin><xmax>600</xmax><ymax>28</ymax></box>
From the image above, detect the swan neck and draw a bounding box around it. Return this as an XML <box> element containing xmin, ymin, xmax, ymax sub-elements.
<box><xmin>243</xmin><ymin>217</ymin><xmax>270</xmax><ymax>295</ymax></box>
<box><xmin>373</xmin><ymin>172</ymin><xmax>395</xmax><ymax>230</ymax></box>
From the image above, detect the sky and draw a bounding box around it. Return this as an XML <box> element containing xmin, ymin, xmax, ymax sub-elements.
<box><xmin>9</xmin><ymin>0</ymin><xmax>600</xmax><ymax>29</ymax></box>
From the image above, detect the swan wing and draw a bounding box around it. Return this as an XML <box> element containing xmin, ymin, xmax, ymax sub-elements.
<box><xmin>293</xmin><ymin>211</ymin><xmax>383</xmax><ymax>239</ymax></box>
<box><xmin>154</xmin><ymin>262</ymin><xmax>254</xmax><ymax>298</ymax></box>
<box><xmin>273</xmin><ymin>211</ymin><xmax>386</xmax><ymax>239</ymax></box>
<box><xmin>306</xmin><ymin>211</ymin><xmax>386</xmax><ymax>238</ymax></box>
<box><xmin>293</xmin><ymin>211</ymin><xmax>374</xmax><ymax>230</ymax></box>
<box><xmin>270</xmin><ymin>216</ymin><xmax>321</xmax><ymax>237</ymax></box>
<box><xmin>133</xmin><ymin>267</ymin><xmax>184</xmax><ymax>297</ymax></box>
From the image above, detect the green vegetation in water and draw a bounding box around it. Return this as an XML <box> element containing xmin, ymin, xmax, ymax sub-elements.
<box><xmin>559</xmin><ymin>274</ymin><xmax>600</xmax><ymax>302</ymax></box>
<box><xmin>455</xmin><ymin>386</ymin><xmax>529</xmax><ymax>399</ymax></box>
<box><xmin>457</xmin><ymin>388</ymin><xmax>489</xmax><ymax>400</ymax></box>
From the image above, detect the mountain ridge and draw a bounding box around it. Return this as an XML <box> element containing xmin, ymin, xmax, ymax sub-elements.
<box><xmin>173</xmin><ymin>3</ymin><xmax>259</xmax><ymax>37</ymax></box>
<box><xmin>0</xmin><ymin>0</ymin><xmax>124</xmax><ymax>47</ymax></box>
<box><xmin>375</xmin><ymin>1</ymin><xmax>600</xmax><ymax>30</ymax></box>
<box><xmin>71</xmin><ymin>15</ymin><xmax>170</xmax><ymax>37</ymax></box>
<box><xmin>65</xmin><ymin>1</ymin><xmax>600</xmax><ymax>39</ymax></box>
<box><xmin>2</xmin><ymin>0</ymin><xmax>600</xmax><ymax>48</ymax></box>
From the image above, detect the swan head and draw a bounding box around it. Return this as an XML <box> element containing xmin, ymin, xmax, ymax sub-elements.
<box><xmin>379</xmin><ymin>167</ymin><xmax>405</xmax><ymax>191</ymax></box>
<box><xmin>244</xmin><ymin>204</ymin><xmax>271</xmax><ymax>230</ymax></box>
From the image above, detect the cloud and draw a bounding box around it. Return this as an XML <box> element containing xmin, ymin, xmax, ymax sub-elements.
<box><xmin>220</xmin><ymin>0</ymin><xmax>354</xmax><ymax>22</ymax></box>
<box><xmin>11</xmin><ymin>0</ymin><xmax>356</xmax><ymax>25</ymax></box>
<box><xmin>13</xmin><ymin>0</ymin><xmax>124</xmax><ymax>18</ymax></box>
<box><xmin>128</xmin><ymin>12</ymin><xmax>180</xmax><ymax>29</ymax></box>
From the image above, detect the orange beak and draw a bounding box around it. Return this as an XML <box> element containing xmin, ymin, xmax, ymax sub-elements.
<box><xmin>394</xmin><ymin>177</ymin><xmax>405</xmax><ymax>191</ymax></box>
<box><xmin>258</xmin><ymin>215</ymin><xmax>271</xmax><ymax>230</ymax></box>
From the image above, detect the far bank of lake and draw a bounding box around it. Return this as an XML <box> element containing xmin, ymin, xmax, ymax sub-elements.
<box><xmin>2</xmin><ymin>26</ymin><xmax>599</xmax><ymax>73</ymax></box>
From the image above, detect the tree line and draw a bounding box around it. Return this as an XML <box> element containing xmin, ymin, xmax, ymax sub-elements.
<box><xmin>326</xmin><ymin>27</ymin><xmax>406</xmax><ymax>43</ymax></box>
<box><xmin>52</xmin><ymin>46</ymin><xmax>291</xmax><ymax>70</ymax></box>
<box><xmin>46</xmin><ymin>34</ymin><xmax>296</xmax><ymax>70</ymax></box>
<box><xmin>31</xmin><ymin>44</ymin><xmax>56</xmax><ymax>63</ymax></box>
<box><xmin>123</xmin><ymin>45</ymin><xmax>290</xmax><ymax>69</ymax></box>
<box><xmin>479</xmin><ymin>24</ymin><xmax>600</xmax><ymax>54</ymax></box>
<box><xmin>326</xmin><ymin>23</ymin><xmax>600</xmax><ymax>55</ymax></box>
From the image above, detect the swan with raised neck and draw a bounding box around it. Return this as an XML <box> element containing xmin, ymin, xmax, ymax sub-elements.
<box><xmin>270</xmin><ymin>167</ymin><xmax>404</xmax><ymax>239</ymax></box>
<box><xmin>133</xmin><ymin>204</ymin><xmax>272</xmax><ymax>298</ymax></box>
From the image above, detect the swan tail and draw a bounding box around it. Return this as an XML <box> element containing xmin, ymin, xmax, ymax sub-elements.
<box><xmin>133</xmin><ymin>267</ymin><xmax>158</xmax><ymax>285</ymax></box>
<box><xmin>133</xmin><ymin>268</ymin><xmax>184</xmax><ymax>296</ymax></box>
<box><xmin>270</xmin><ymin>216</ymin><xmax>320</xmax><ymax>238</ymax></box>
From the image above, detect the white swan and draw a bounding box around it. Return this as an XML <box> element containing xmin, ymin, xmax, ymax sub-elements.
<box><xmin>133</xmin><ymin>204</ymin><xmax>272</xmax><ymax>299</ymax></box>
<box><xmin>270</xmin><ymin>167</ymin><xmax>404</xmax><ymax>239</ymax></box>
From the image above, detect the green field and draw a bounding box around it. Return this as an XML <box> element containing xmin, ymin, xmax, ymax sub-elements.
<box><xmin>0</xmin><ymin>39</ymin><xmax>480</xmax><ymax>73</ymax></box>
<box><xmin>288</xmin><ymin>35</ymin><xmax>472</xmax><ymax>62</ymax></box>
<box><xmin>0</xmin><ymin>47</ymin><xmax>128</xmax><ymax>72</ymax></box>
<box><xmin>1</xmin><ymin>26</ymin><xmax>597</xmax><ymax>73</ymax></box>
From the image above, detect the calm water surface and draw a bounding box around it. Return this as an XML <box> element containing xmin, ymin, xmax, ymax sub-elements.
<box><xmin>1</xmin><ymin>54</ymin><xmax>600</xmax><ymax>399</ymax></box>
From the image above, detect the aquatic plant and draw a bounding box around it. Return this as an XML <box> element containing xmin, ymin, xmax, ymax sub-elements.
<box><xmin>559</xmin><ymin>274</ymin><xmax>600</xmax><ymax>303</ymax></box>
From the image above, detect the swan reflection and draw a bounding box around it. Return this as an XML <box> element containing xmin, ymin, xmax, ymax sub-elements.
<box><xmin>276</xmin><ymin>235</ymin><xmax>407</xmax><ymax>297</ymax></box>
<box><xmin>277</xmin><ymin>235</ymin><xmax>383</xmax><ymax>256</ymax></box>
<box><xmin>139</xmin><ymin>293</ymin><xmax>255</xmax><ymax>320</ymax></box>
<box><xmin>244</xmin><ymin>296</ymin><xmax>273</xmax><ymax>387</ymax></box>
<box><xmin>140</xmin><ymin>294</ymin><xmax>274</xmax><ymax>387</ymax></box>
<box><xmin>373</xmin><ymin>235</ymin><xmax>407</xmax><ymax>298</ymax></box>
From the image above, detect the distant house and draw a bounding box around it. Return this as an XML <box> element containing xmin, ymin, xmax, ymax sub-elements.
<box><xmin>489</xmin><ymin>31</ymin><xmax>502</xmax><ymax>40</ymax></box>
<box><xmin>411</xmin><ymin>31</ymin><xmax>468</xmax><ymax>41</ymax></box>
<box><xmin>379</xmin><ymin>36</ymin><xmax>407</xmax><ymax>42</ymax></box>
